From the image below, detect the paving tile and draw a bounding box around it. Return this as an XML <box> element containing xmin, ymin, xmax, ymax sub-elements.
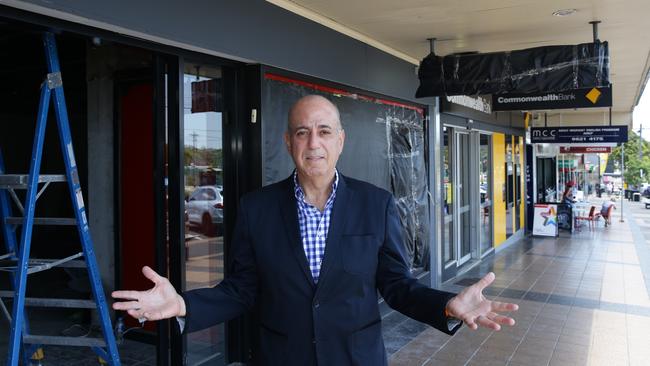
<box><xmin>422</xmin><ymin>357</ymin><xmax>466</xmax><ymax>366</ymax></box>
<box><xmin>524</xmin><ymin>329</ymin><xmax>561</xmax><ymax>342</ymax></box>
<box><xmin>509</xmin><ymin>350</ymin><xmax>552</xmax><ymax>365</ymax></box>
<box><xmin>549</xmin><ymin>353</ymin><xmax>589</xmax><ymax>366</ymax></box>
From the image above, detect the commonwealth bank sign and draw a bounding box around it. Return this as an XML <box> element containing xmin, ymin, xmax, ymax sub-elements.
<box><xmin>492</xmin><ymin>86</ymin><xmax>612</xmax><ymax>111</ymax></box>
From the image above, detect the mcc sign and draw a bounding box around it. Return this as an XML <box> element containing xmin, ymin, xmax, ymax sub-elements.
<box><xmin>530</xmin><ymin>126</ymin><xmax>627</xmax><ymax>144</ymax></box>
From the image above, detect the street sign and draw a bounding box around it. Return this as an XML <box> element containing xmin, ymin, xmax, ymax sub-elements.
<box><xmin>531</xmin><ymin>126</ymin><xmax>627</xmax><ymax>144</ymax></box>
<box><xmin>492</xmin><ymin>86</ymin><xmax>612</xmax><ymax>111</ymax></box>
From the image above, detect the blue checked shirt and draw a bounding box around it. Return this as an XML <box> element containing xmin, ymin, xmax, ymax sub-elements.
<box><xmin>293</xmin><ymin>170</ymin><xmax>339</xmax><ymax>283</ymax></box>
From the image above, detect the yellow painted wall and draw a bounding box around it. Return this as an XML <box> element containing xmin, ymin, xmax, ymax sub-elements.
<box><xmin>492</xmin><ymin>133</ymin><xmax>507</xmax><ymax>247</ymax></box>
<box><xmin>519</xmin><ymin>136</ymin><xmax>525</xmax><ymax>230</ymax></box>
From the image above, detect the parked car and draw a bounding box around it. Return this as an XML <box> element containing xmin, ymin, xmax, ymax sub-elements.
<box><xmin>643</xmin><ymin>186</ymin><xmax>650</xmax><ymax>209</ymax></box>
<box><xmin>643</xmin><ymin>186</ymin><xmax>650</xmax><ymax>198</ymax></box>
<box><xmin>185</xmin><ymin>185</ymin><xmax>224</xmax><ymax>235</ymax></box>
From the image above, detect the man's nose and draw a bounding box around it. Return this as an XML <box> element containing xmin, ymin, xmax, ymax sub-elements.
<box><xmin>308</xmin><ymin>131</ymin><xmax>320</xmax><ymax>148</ymax></box>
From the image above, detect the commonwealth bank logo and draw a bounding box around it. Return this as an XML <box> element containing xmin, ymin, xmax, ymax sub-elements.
<box><xmin>585</xmin><ymin>88</ymin><xmax>602</xmax><ymax>104</ymax></box>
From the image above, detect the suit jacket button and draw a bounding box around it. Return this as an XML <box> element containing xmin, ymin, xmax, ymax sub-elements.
<box><xmin>312</xmin><ymin>339</ymin><xmax>316</xmax><ymax>344</ymax></box>
<box><xmin>314</xmin><ymin>302</ymin><xmax>320</xmax><ymax>308</ymax></box>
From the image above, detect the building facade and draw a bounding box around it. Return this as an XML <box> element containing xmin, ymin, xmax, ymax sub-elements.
<box><xmin>0</xmin><ymin>1</ymin><xmax>527</xmax><ymax>364</ymax></box>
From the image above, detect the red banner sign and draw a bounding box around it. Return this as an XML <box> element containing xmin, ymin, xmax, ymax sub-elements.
<box><xmin>560</xmin><ymin>146</ymin><xmax>611</xmax><ymax>153</ymax></box>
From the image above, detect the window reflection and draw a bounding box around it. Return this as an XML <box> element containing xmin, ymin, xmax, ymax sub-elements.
<box><xmin>442</xmin><ymin>127</ymin><xmax>453</xmax><ymax>263</ymax></box>
<box><xmin>457</xmin><ymin>133</ymin><xmax>471</xmax><ymax>262</ymax></box>
<box><xmin>183</xmin><ymin>63</ymin><xmax>225</xmax><ymax>366</ymax></box>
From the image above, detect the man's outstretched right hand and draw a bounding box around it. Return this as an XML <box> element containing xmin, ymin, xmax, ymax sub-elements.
<box><xmin>112</xmin><ymin>266</ymin><xmax>186</xmax><ymax>322</ymax></box>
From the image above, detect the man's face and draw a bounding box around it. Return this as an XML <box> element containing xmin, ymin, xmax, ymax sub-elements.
<box><xmin>284</xmin><ymin>97</ymin><xmax>345</xmax><ymax>180</ymax></box>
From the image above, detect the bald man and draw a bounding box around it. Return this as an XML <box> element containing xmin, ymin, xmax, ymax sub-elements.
<box><xmin>113</xmin><ymin>95</ymin><xmax>518</xmax><ymax>365</ymax></box>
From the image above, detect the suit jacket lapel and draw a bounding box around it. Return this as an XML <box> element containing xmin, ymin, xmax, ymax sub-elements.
<box><xmin>279</xmin><ymin>177</ymin><xmax>316</xmax><ymax>288</ymax></box>
<box><xmin>315</xmin><ymin>175</ymin><xmax>350</xmax><ymax>293</ymax></box>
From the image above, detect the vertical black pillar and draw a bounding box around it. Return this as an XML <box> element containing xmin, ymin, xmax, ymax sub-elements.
<box><xmin>153</xmin><ymin>54</ymin><xmax>171</xmax><ymax>366</ymax></box>
<box><xmin>166</xmin><ymin>55</ymin><xmax>186</xmax><ymax>366</ymax></box>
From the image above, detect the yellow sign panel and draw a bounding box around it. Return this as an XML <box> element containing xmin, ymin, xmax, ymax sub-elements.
<box><xmin>586</xmin><ymin>87</ymin><xmax>602</xmax><ymax>104</ymax></box>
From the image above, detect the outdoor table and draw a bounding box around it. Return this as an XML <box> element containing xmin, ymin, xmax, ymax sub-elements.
<box><xmin>572</xmin><ymin>202</ymin><xmax>590</xmax><ymax>232</ymax></box>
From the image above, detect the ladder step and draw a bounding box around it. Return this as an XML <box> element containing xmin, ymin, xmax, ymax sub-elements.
<box><xmin>0</xmin><ymin>252</ymin><xmax>86</xmax><ymax>274</ymax></box>
<box><xmin>23</xmin><ymin>335</ymin><xmax>107</xmax><ymax>347</ymax></box>
<box><xmin>5</xmin><ymin>217</ymin><xmax>77</xmax><ymax>225</ymax></box>
<box><xmin>0</xmin><ymin>259</ymin><xmax>86</xmax><ymax>269</ymax></box>
<box><xmin>0</xmin><ymin>174</ymin><xmax>66</xmax><ymax>189</ymax></box>
<box><xmin>0</xmin><ymin>291</ymin><xmax>96</xmax><ymax>308</ymax></box>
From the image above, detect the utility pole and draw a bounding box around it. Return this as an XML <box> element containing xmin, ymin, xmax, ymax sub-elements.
<box><xmin>620</xmin><ymin>143</ymin><xmax>625</xmax><ymax>222</ymax></box>
<box><xmin>191</xmin><ymin>131</ymin><xmax>199</xmax><ymax>161</ymax></box>
<box><xmin>640</xmin><ymin>124</ymin><xmax>644</xmax><ymax>159</ymax></box>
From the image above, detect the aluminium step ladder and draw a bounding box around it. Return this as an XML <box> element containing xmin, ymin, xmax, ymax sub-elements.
<box><xmin>0</xmin><ymin>32</ymin><xmax>121</xmax><ymax>366</ymax></box>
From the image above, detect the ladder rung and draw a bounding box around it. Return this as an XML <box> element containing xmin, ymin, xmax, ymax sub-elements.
<box><xmin>0</xmin><ymin>259</ymin><xmax>86</xmax><ymax>269</ymax></box>
<box><xmin>5</xmin><ymin>217</ymin><xmax>77</xmax><ymax>225</ymax></box>
<box><xmin>23</xmin><ymin>335</ymin><xmax>106</xmax><ymax>347</ymax></box>
<box><xmin>0</xmin><ymin>291</ymin><xmax>96</xmax><ymax>308</ymax></box>
<box><xmin>0</xmin><ymin>252</ymin><xmax>85</xmax><ymax>274</ymax></box>
<box><xmin>27</xmin><ymin>252</ymin><xmax>85</xmax><ymax>274</ymax></box>
<box><xmin>0</xmin><ymin>174</ymin><xmax>66</xmax><ymax>189</ymax></box>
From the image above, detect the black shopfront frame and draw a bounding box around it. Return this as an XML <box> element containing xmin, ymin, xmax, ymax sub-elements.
<box><xmin>0</xmin><ymin>6</ymin><xmax>254</xmax><ymax>365</ymax></box>
<box><xmin>0</xmin><ymin>6</ymin><xmax>437</xmax><ymax>364</ymax></box>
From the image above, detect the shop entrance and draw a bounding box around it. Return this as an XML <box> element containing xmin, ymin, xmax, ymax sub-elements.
<box><xmin>441</xmin><ymin>127</ymin><xmax>493</xmax><ymax>281</ymax></box>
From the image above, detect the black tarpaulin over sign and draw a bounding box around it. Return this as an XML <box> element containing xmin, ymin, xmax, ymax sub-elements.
<box><xmin>416</xmin><ymin>41</ymin><xmax>609</xmax><ymax>97</ymax></box>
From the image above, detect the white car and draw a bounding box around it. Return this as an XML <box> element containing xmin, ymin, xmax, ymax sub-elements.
<box><xmin>185</xmin><ymin>186</ymin><xmax>224</xmax><ymax>235</ymax></box>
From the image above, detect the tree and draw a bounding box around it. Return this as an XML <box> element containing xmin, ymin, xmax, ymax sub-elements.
<box><xmin>610</xmin><ymin>130</ymin><xmax>650</xmax><ymax>187</ymax></box>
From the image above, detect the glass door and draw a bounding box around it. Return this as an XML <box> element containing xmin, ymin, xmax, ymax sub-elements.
<box><xmin>514</xmin><ymin>137</ymin><xmax>522</xmax><ymax>231</ymax></box>
<box><xmin>456</xmin><ymin>132</ymin><xmax>471</xmax><ymax>265</ymax></box>
<box><xmin>442</xmin><ymin>127</ymin><xmax>454</xmax><ymax>267</ymax></box>
<box><xmin>182</xmin><ymin>62</ymin><xmax>226</xmax><ymax>366</ymax></box>
<box><xmin>479</xmin><ymin>134</ymin><xmax>493</xmax><ymax>255</ymax></box>
<box><xmin>505</xmin><ymin>135</ymin><xmax>514</xmax><ymax>238</ymax></box>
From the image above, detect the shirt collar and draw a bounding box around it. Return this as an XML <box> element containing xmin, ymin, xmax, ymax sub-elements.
<box><xmin>293</xmin><ymin>169</ymin><xmax>339</xmax><ymax>207</ymax></box>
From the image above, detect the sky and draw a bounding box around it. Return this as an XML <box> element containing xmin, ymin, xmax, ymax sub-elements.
<box><xmin>633</xmin><ymin>83</ymin><xmax>650</xmax><ymax>142</ymax></box>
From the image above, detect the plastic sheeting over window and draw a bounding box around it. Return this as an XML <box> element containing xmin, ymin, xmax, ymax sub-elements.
<box><xmin>262</xmin><ymin>74</ymin><xmax>429</xmax><ymax>269</ymax></box>
<box><xmin>416</xmin><ymin>41</ymin><xmax>609</xmax><ymax>97</ymax></box>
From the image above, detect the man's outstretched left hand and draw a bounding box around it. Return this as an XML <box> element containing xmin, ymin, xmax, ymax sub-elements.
<box><xmin>445</xmin><ymin>272</ymin><xmax>519</xmax><ymax>331</ymax></box>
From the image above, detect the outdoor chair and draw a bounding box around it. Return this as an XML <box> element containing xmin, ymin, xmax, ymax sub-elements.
<box><xmin>575</xmin><ymin>206</ymin><xmax>601</xmax><ymax>231</ymax></box>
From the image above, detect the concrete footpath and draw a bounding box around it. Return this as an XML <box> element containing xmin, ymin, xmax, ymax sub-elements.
<box><xmin>387</xmin><ymin>196</ymin><xmax>650</xmax><ymax>366</ymax></box>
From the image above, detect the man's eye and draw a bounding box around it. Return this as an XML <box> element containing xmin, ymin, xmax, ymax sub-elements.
<box><xmin>296</xmin><ymin>130</ymin><xmax>308</xmax><ymax>137</ymax></box>
<box><xmin>320</xmin><ymin>130</ymin><xmax>331</xmax><ymax>135</ymax></box>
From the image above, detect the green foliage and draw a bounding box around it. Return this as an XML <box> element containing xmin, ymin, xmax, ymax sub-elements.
<box><xmin>184</xmin><ymin>147</ymin><xmax>223</xmax><ymax>168</ymax></box>
<box><xmin>610</xmin><ymin>131</ymin><xmax>650</xmax><ymax>186</ymax></box>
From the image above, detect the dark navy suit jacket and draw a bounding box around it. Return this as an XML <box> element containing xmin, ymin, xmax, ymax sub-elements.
<box><xmin>182</xmin><ymin>175</ymin><xmax>461</xmax><ymax>365</ymax></box>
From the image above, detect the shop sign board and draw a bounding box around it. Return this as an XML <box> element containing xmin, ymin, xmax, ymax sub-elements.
<box><xmin>532</xmin><ymin>204</ymin><xmax>558</xmax><ymax>237</ymax></box>
<box><xmin>559</xmin><ymin>146</ymin><xmax>612</xmax><ymax>153</ymax></box>
<box><xmin>492</xmin><ymin>86</ymin><xmax>612</xmax><ymax>111</ymax></box>
<box><xmin>445</xmin><ymin>95</ymin><xmax>492</xmax><ymax>114</ymax></box>
<box><xmin>531</xmin><ymin>126</ymin><xmax>627</xmax><ymax>144</ymax></box>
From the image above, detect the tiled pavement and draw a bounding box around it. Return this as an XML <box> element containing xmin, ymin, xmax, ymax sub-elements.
<box><xmin>387</xmin><ymin>196</ymin><xmax>650</xmax><ymax>366</ymax></box>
